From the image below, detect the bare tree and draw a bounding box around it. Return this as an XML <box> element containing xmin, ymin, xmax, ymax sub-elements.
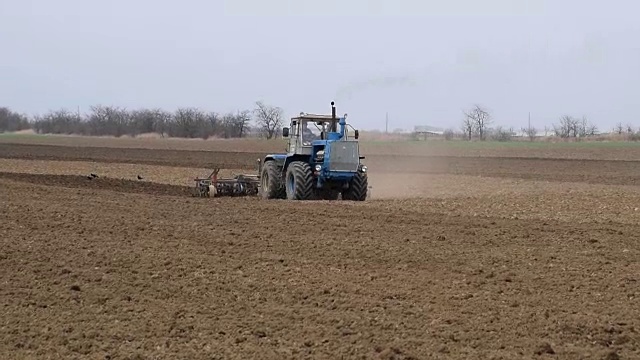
<box><xmin>0</xmin><ymin>102</ymin><xmax>275</xmax><ymax>139</ymax></box>
<box><xmin>236</xmin><ymin>110</ymin><xmax>251</xmax><ymax>138</ymax></box>
<box><xmin>221</xmin><ymin>110</ymin><xmax>251</xmax><ymax>138</ymax></box>
<box><xmin>253</xmin><ymin>101</ymin><xmax>284</xmax><ymax>139</ymax></box>
<box><xmin>615</xmin><ymin>122</ymin><xmax>624</xmax><ymax>135</ymax></box>
<box><xmin>461</xmin><ymin>116</ymin><xmax>475</xmax><ymax>140</ymax></box>
<box><xmin>171</xmin><ymin>107</ymin><xmax>209</xmax><ymax>138</ymax></box>
<box><xmin>151</xmin><ymin>109</ymin><xmax>172</xmax><ymax>137</ymax></box>
<box><xmin>87</xmin><ymin>105</ymin><xmax>131</xmax><ymax>137</ymax></box>
<box><xmin>522</xmin><ymin>125</ymin><xmax>537</xmax><ymax>141</ymax></box>
<box><xmin>205</xmin><ymin>111</ymin><xmax>221</xmax><ymax>138</ymax></box>
<box><xmin>464</xmin><ymin>105</ymin><xmax>491</xmax><ymax>140</ymax></box>
<box><xmin>553</xmin><ymin>115</ymin><xmax>598</xmax><ymax>139</ymax></box>
<box><xmin>0</xmin><ymin>107</ymin><xmax>30</xmax><ymax>132</ymax></box>
<box><xmin>443</xmin><ymin>128</ymin><xmax>455</xmax><ymax>140</ymax></box>
<box><xmin>553</xmin><ymin>115</ymin><xmax>578</xmax><ymax>138</ymax></box>
<box><xmin>33</xmin><ymin>108</ymin><xmax>86</xmax><ymax>135</ymax></box>
<box><xmin>490</xmin><ymin>126</ymin><xmax>513</xmax><ymax>142</ymax></box>
<box><xmin>130</xmin><ymin>108</ymin><xmax>161</xmax><ymax>136</ymax></box>
<box><xmin>580</xmin><ymin>116</ymin><xmax>597</xmax><ymax>137</ymax></box>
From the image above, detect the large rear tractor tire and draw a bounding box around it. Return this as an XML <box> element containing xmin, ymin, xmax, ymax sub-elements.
<box><xmin>260</xmin><ymin>161</ymin><xmax>285</xmax><ymax>199</ymax></box>
<box><xmin>285</xmin><ymin>161</ymin><xmax>314</xmax><ymax>200</ymax></box>
<box><xmin>342</xmin><ymin>172</ymin><xmax>368</xmax><ymax>201</ymax></box>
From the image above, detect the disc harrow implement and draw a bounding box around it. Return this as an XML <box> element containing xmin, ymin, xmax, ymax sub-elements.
<box><xmin>192</xmin><ymin>167</ymin><xmax>260</xmax><ymax>198</ymax></box>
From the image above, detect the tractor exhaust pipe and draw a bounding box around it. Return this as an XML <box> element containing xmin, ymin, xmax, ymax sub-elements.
<box><xmin>331</xmin><ymin>101</ymin><xmax>337</xmax><ymax>132</ymax></box>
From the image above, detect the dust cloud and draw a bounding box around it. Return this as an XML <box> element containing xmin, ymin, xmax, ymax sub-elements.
<box><xmin>365</xmin><ymin>155</ymin><xmax>445</xmax><ymax>199</ymax></box>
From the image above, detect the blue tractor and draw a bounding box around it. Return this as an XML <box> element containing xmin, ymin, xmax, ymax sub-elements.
<box><xmin>258</xmin><ymin>101</ymin><xmax>368</xmax><ymax>201</ymax></box>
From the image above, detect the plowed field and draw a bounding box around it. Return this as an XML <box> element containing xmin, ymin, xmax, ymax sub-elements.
<box><xmin>1</xmin><ymin>137</ymin><xmax>639</xmax><ymax>359</ymax></box>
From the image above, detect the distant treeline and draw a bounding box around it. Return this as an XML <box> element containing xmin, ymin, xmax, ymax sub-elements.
<box><xmin>0</xmin><ymin>102</ymin><xmax>285</xmax><ymax>139</ymax></box>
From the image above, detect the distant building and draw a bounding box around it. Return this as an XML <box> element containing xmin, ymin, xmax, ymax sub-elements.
<box><xmin>413</xmin><ymin>125</ymin><xmax>445</xmax><ymax>140</ymax></box>
<box><xmin>512</xmin><ymin>130</ymin><xmax>552</xmax><ymax>138</ymax></box>
<box><xmin>413</xmin><ymin>125</ymin><xmax>444</xmax><ymax>133</ymax></box>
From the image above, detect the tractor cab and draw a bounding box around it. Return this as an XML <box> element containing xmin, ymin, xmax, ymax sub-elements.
<box><xmin>281</xmin><ymin>102</ymin><xmax>359</xmax><ymax>156</ymax></box>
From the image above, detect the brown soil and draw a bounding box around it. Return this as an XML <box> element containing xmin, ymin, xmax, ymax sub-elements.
<box><xmin>0</xmin><ymin>172</ymin><xmax>193</xmax><ymax>196</ymax></box>
<box><xmin>0</xmin><ymin>143</ymin><xmax>264</xmax><ymax>169</ymax></box>
<box><xmin>4</xmin><ymin>134</ymin><xmax>640</xmax><ymax>160</ymax></box>
<box><xmin>1</xmin><ymin>142</ymin><xmax>640</xmax><ymax>359</ymax></box>
<box><xmin>0</xmin><ymin>158</ymin><xmax>219</xmax><ymax>187</ymax></box>
<box><xmin>3</xmin><ymin>143</ymin><xmax>640</xmax><ymax>187</ymax></box>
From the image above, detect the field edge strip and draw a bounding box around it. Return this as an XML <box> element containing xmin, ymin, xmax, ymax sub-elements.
<box><xmin>0</xmin><ymin>172</ymin><xmax>194</xmax><ymax>197</ymax></box>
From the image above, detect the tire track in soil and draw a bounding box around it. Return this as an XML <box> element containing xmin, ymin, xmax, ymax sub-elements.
<box><xmin>0</xmin><ymin>172</ymin><xmax>193</xmax><ymax>197</ymax></box>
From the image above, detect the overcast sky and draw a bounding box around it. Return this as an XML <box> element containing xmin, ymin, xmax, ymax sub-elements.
<box><xmin>1</xmin><ymin>0</ymin><xmax>638</xmax><ymax>131</ymax></box>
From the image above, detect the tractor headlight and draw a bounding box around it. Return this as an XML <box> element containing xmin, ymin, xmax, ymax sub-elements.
<box><xmin>314</xmin><ymin>164</ymin><xmax>322</xmax><ymax>172</ymax></box>
<box><xmin>360</xmin><ymin>165</ymin><xmax>367</xmax><ymax>173</ymax></box>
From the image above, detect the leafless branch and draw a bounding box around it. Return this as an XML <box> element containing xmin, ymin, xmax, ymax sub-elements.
<box><xmin>462</xmin><ymin>104</ymin><xmax>491</xmax><ymax>140</ymax></box>
<box><xmin>253</xmin><ymin>101</ymin><xmax>284</xmax><ymax>139</ymax></box>
<box><xmin>521</xmin><ymin>125</ymin><xmax>537</xmax><ymax>141</ymax></box>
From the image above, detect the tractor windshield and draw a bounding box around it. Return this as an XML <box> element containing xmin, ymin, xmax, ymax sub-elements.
<box><xmin>301</xmin><ymin>121</ymin><xmax>323</xmax><ymax>144</ymax></box>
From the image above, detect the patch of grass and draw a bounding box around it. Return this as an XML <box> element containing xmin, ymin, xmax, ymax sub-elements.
<box><xmin>0</xmin><ymin>132</ymin><xmax>44</xmax><ymax>140</ymax></box>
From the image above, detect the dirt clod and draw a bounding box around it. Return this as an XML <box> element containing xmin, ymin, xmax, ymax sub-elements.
<box><xmin>603</xmin><ymin>351</ymin><xmax>620</xmax><ymax>360</ymax></box>
<box><xmin>535</xmin><ymin>342</ymin><xmax>555</xmax><ymax>355</ymax></box>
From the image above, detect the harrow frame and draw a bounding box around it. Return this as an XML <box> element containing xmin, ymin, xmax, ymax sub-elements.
<box><xmin>192</xmin><ymin>168</ymin><xmax>260</xmax><ymax>198</ymax></box>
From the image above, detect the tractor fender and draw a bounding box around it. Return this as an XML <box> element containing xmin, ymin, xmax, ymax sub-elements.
<box><xmin>282</xmin><ymin>155</ymin><xmax>311</xmax><ymax>173</ymax></box>
<box><xmin>263</xmin><ymin>154</ymin><xmax>286</xmax><ymax>167</ymax></box>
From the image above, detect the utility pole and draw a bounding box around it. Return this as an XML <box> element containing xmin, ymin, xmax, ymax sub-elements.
<box><xmin>385</xmin><ymin>112</ymin><xmax>389</xmax><ymax>133</ymax></box>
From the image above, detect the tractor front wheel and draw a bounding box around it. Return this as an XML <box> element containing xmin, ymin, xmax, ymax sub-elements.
<box><xmin>342</xmin><ymin>172</ymin><xmax>368</xmax><ymax>201</ymax></box>
<box><xmin>285</xmin><ymin>161</ymin><xmax>314</xmax><ymax>200</ymax></box>
<box><xmin>260</xmin><ymin>161</ymin><xmax>285</xmax><ymax>199</ymax></box>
